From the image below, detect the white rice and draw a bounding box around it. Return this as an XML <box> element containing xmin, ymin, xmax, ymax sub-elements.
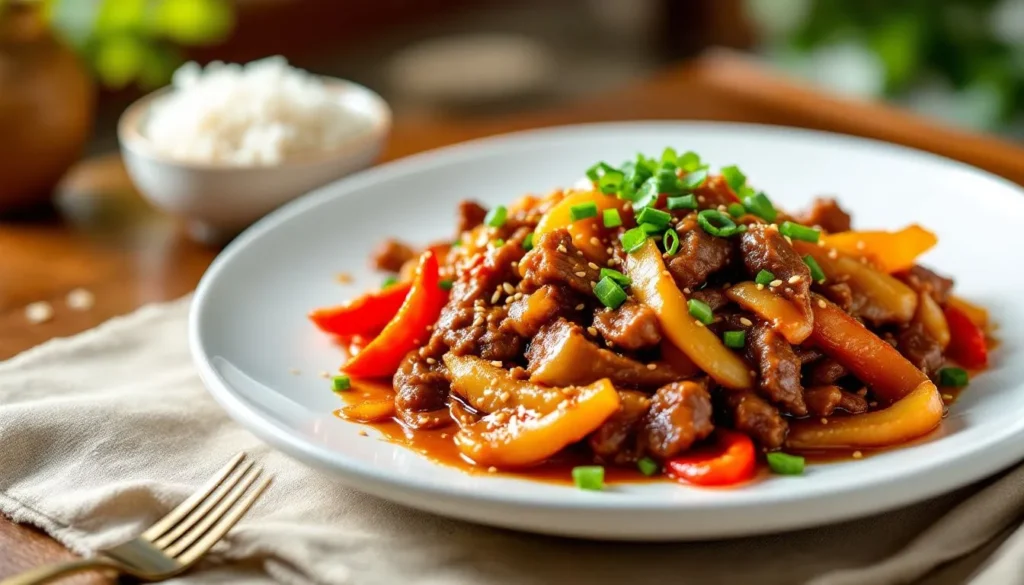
<box><xmin>144</xmin><ymin>57</ymin><xmax>369</xmax><ymax>166</ymax></box>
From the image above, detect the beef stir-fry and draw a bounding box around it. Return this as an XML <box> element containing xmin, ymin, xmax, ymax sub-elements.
<box><xmin>311</xmin><ymin>149</ymin><xmax>992</xmax><ymax>489</ymax></box>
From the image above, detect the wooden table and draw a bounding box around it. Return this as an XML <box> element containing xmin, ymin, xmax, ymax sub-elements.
<box><xmin>3</xmin><ymin>52</ymin><xmax>1024</xmax><ymax>581</ymax></box>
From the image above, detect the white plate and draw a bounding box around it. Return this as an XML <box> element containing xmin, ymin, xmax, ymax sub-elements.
<box><xmin>191</xmin><ymin>122</ymin><xmax>1024</xmax><ymax>540</ymax></box>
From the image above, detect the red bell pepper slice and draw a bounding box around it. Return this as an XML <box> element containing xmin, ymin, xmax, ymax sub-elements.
<box><xmin>342</xmin><ymin>251</ymin><xmax>448</xmax><ymax>378</ymax></box>
<box><xmin>944</xmin><ymin>305</ymin><xmax>988</xmax><ymax>369</ymax></box>
<box><xmin>309</xmin><ymin>282</ymin><xmax>412</xmax><ymax>336</ymax></box>
<box><xmin>665</xmin><ymin>429</ymin><xmax>756</xmax><ymax>487</ymax></box>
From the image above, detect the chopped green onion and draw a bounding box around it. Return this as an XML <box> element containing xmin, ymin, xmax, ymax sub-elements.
<box><xmin>727</xmin><ymin>203</ymin><xmax>746</xmax><ymax>218</ymax></box>
<box><xmin>599</xmin><ymin>268</ymin><xmax>631</xmax><ymax>287</ymax></box>
<box><xmin>803</xmin><ymin>255</ymin><xmax>826</xmax><ymax>283</ymax></box>
<box><xmin>680</xmin><ymin>168</ymin><xmax>708</xmax><ymax>191</ymax></box>
<box><xmin>522</xmin><ymin>232</ymin><xmax>535</xmax><ymax>251</ymax></box>
<box><xmin>452</xmin><ymin>239</ymin><xmax>462</xmax><ymax>247</ymax></box>
<box><xmin>742</xmin><ymin>191</ymin><xmax>777</xmax><ymax>222</ymax></box>
<box><xmin>332</xmin><ymin>375</ymin><xmax>351</xmax><ymax>392</ymax></box>
<box><xmin>492</xmin><ymin>238</ymin><xmax>505</xmax><ymax>247</ymax></box>
<box><xmin>633</xmin><ymin>177</ymin><xmax>660</xmax><ymax>208</ymax></box>
<box><xmin>635</xmin><ymin>153</ymin><xmax>659</xmax><ymax>174</ymax></box>
<box><xmin>636</xmin><ymin>207</ymin><xmax>672</xmax><ymax>228</ymax></box>
<box><xmin>780</xmin><ymin>221</ymin><xmax>821</xmax><ymax>243</ymax></box>
<box><xmin>667</xmin><ymin>194</ymin><xmax>697</xmax><ymax>211</ymax></box>
<box><xmin>939</xmin><ymin>367</ymin><xmax>969</xmax><ymax>388</ymax></box>
<box><xmin>755</xmin><ymin>270</ymin><xmax>775</xmax><ymax>285</ymax></box>
<box><xmin>381</xmin><ymin>275</ymin><xmax>399</xmax><ymax>289</ymax></box>
<box><xmin>697</xmin><ymin>209</ymin><xmax>745</xmax><ymax>237</ymax></box>
<box><xmin>572</xmin><ymin>465</ymin><xmax>605</xmax><ymax>491</ymax></box>
<box><xmin>637</xmin><ymin>457</ymin><xmax>660</xmax><ymax>476</ymax></box>
<box><xmin>720</xmin><ymin>165</ymin><xmax>747</xmax><ymax>191</ymax></box>
<box><xmin>639</xmin><ymin>222</ymin><xmax>665</xmax><ymax>235</ymax></box>
<box><xmin>603</xmin><ymin>208</ymin><xmax>622</xmax><ymax>228</ymax></box>
<box><xmin>484</xmin><ymin>206</ymin><xmax>507</xmax><ymax>228</ymax></box>
<box><xmin>723</xmin><ymin>330</ymin><xmax>746</xmax><ymax>349</ymax></box>
<box><xmin>655</xmin><ymin>168</ymin><xmax>683</xmax><ymax>194</ymax></box>
<box><xmin>598</xmin><ymin>170</ymin><xmax>625</xmax><ymax>194</ymax></box>
<box><xmin>660</xmin><ymin>147</ymin><xmax>678</xmax><ymax>167</ymax></box>
<box><xmin>687</xmin><ymin>298</ymin><xmax>714</xmax><ymax>325</ymax></box>
<box><xmin>620</xmin><ymin>227</ymin><xmax>648</xmax><ymax>253</ymax></box>
<box><xmin>586</xmin><ymin>161</ymin><xmax>618</xmax><ymax>182</ymax></box>
<box><xmin>570</xmin><ymin>201</ymin><xmax>599</xmax><ymax>221</ymax></box>
<box><xmin>594</xmin><ymin>277</ymin><xmax>628</xmax><ymax>309</ymax></box>
<box><xmin>677</xmin><ymin>151</ymin><xmax>702</xmax><ymax>172</ymax></box>
<box><xmin>663</xmin><ymin>229</ymin><xmax>680</xmax><ymax>256</ymax></box>
<box><xmin>766</xmin><ymin>452</ymin><xmax>805</xmax><ymax>475</ymax></box>
<box><xmin>439</xmin><ymin>279</ymin><xmax>453</xmax><ymax>291</ymax></box>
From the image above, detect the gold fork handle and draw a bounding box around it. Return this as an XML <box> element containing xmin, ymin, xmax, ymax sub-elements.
<box><xmin>0</xmin><ymin>558</ymin><xmax>120</xmax><ymax>585</ymax></box>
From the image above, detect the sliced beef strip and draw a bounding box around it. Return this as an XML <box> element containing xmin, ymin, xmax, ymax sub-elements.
<box><xmin>503</xmin><ymin>285</ymin><xmax>581</xmax><ymax>338</ymax></box>
<box><xmin>805</xmin><ymin>357</ymin><xmax>848</xmax><ymax>386</ymax></box>
<box><xmin>639</xmin><ymin>380</ymin><xmax>715</xmax><ymax>459</ymax></box>
<box><xmin>457</xmin><ymin>200</ymin><xmax>488</xmax><ymax>234</ymax></box>
<box><xmin>371</xmin><ymin>239</ymin><xmax>416</xmax><ymax>273</ymax></box>
<box><xmin>897</xmin><ymin>322</ymin><xmax>943</xmax><ymax>376</ymax></box>
<box><xmin>722</xmin><ymin>391</ymin><xmax>788</xmax><ymax>450</ymax></box>
<box><xmin>794</xmin><ymin>346</ymin><xmax>824</xmax><ymax>365</ymax></box>
<box><xmin>588</xmin><ymin>390</ymin><xmax>652</xmax><ymax>465</ymax></box>
<box><xmin>795</xmin><ymin>197</ymin><xmax>852</xmax><ymax>233</ymax></box>
<box><xmin>819</xmin><ymin>281</ymin><xmax>854</xmax><ymax>313</ymax></box>
<box><xmin>449</xmin><ymin>228</ymin><xmax>530</xmax><ymax>306</ymax></box>
<box><xmin>667</xmin><ymin>214</ymin><xmax>734</xmax><ymax>291</ymax></box>
<box><xmin>394</xmin><ymin>349</ymin><xmax>451</xmax><ymax>429</ymax></box>
<box><xmin>525</xmin><ymin>319</ymin><xmax>688</xmax><ymax>390</ymax></box>
<box><xmin>747</xmin><ymin>322</ymin><xmax>808</xmax><ymax>416</ymax></box>
<box><xmin>690</xmin><ymin>286</ymin><xmax>730</xmax><ymax>312</ymax></box>
<box><xmin>694</xmin><ymin>175</ymin><xmax>740</xmax><ymax>210</ymax></box>
<box><xmin>434</xmin><ymin>303</ymin><xmax>524</xmax><ymax>363</ymax></box>
<box><xmin>592</xmin><ymin>301</ymin><xmax>662</xmax><ymax>351</ymax></box>
<box><xmin>739</xmin><ymin>224</ymin><xmax>812</xmax><ymax>320</ymax></box>
<box><xmin>804</xmin><ymin>385</ymin><xmax>869</xmax><ymax>417</ymax></box>
<box><xmin>896</xmin><ymin>265</ymin><xmax>954</xmax><ymax>305</ymax></box>
<box><xmin>519</xmin><ymin>229</ymin><xmax>600</xmax><ymax>296</ymax></box>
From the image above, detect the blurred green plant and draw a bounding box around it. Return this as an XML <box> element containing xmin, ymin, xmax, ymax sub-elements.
<box><xmin>747</xmin><ymin>0</ymin><xmax>1024</xmax><ymax>131</ymax></box>
<box><xmin>39</xmin><ymin>0</ymin><xmax>234</xmax><ymax>89</ymax></box>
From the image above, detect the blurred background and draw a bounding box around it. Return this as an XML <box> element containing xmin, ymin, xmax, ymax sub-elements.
<box><xmin>5</xmin><ymin>0</ymin><xmax>1024</xmax><ymax>206</ymax></box>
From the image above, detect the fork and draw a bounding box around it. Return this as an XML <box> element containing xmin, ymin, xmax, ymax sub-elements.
<box><xmin>2</xmin><ymin>453</ymin><xmax>271</xmax><ymax>585</ymax></box>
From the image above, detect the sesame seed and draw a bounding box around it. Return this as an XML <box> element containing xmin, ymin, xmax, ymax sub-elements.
<box><xmin>852</xmin><ymin>451</ymin><xmax>863</xmax><ymax>459</ymax></box>
<box><xmin>25</xmin><ymin>301</ymin><xmax>53</xmax><ymax>324</ymax></box>
<box><xmin>606</xmin><ymin>247</ymin><xmax>614</xmax><ymax>254</ymax></box>
<box><xmin>828</xmin><ymin>249</ymin><xmax>838</xmax><ymax>259</ymax></box>
<box><xmin>820</xmin><ymin>418</ymin><xmax>828</xmax><ymax>425</ymax></box>
<box><xmin>942</xmin><ymin>393</ymin><xmax>954</xmax><ymax>401</ymax></box>
<box><xmin>588</xmin><ymin>262</ymin><xmax>600</xmax><ymax>270</ymax></box>
<box><xmin>487</xmin><ymin>466</ymin><xmax>498</xmax><ymax>473</ymax></box>
<box><xmin>490</xmin><ymin>290</ymin><xmax>501</xmax><ymax>304</ymax></box>
<box><xmin>788</xmin><ymin>275</ymin><xmax>802</xmax><ymax>284</ymax></box>
<box><xmin>511</xmin><ymin>261</ymin><xmax>518</xmax><ymax>269</ymax></box>
<box><xmin>605</xmin><ymin>341</ymin><xmax>613</xmax><ymax>347</ymax></box>
<box><xmin>574</xmin><ymin>233</ymin><xmax>582</xmax><ymax>240</ymax></box>
<box><xmin>575</xmin><ymin>303</ymin><xmax>585</xmax><ymax>310</ymax></box>
<box><xmin>441</xmin><ymin>433</ymin><xmax>449</xmax><ymax>439</ymax></box>
<box><xmin>646</xmin><ymin>363</ymin><xmax>657</xmax><ymax>370</ymax></box>
<box><xmin>557</xmin><ymin>244</ymin><xmax>568</xmax><ymax>253</ymax></box>
<box><xmin>586</xmin><ymin>326</ymin><xmax>598</xmax><ymax>336</ymax></box>
<box><xmin>358</xmin><ymin>430</ymin><xmax>368</xmax><ymax>437</ymax></box>
<box><xmin>717</xmin><ymin>204</ymin><xmax>727</xmax><ymax>212</ymax></box>
<box><xmin>698</xmin><ymin>196</ymin><xmax>705</xmax><ymax>203</ymax></box>
<box><xmin>869</xmin><ymin>401</ymin><xmax>878</xmax><ymax>407</ymax></box>
<box><xmin>817</xmin><ymin>240</ymin><xmax>825</xmax><ymax>247</ymax></box>
<box><xmin>577</xmin><ymin>250</ymin><xmax>584</xmax><ymax>256</ymax></box>
<box><xmin>425</xmin><ymin>357</ymin><xmax>437</xmax><ymax>365</ymax></box>
<box><xmin>335</xmin><ymin>272</ymin><xmax>353</xmax><ymax>284</ymax></box>
<box><xmin>513</xmin><ymin>292</ymin><xmax>523</xmax><ymax>300</ymax></box>
<box><xmin>695</xmin><ymin>321</ymin><xmax>705</xmax><ymax>328</ymax></box>
<box><xmin>319</xmin><ymin>371</ymin><xmax>331</xmax><ymax>379</ymax></box>
<box><xmin>590</xmin><ymin>237</ymin><xmax>601</xmax><ymax>246</ymax></box>
<box><xmin>856</xmin><ymin>241</ymin><xmax>866</xmax><ymax>250</ymax></box>
<box><xmin>739</xmin><ymin>317</ymin><xmax>752</xmax><ymax>326</ymax></box>
<box><xmin>769</xmin><ymin>279</ymin><xmax>783</xmax><ymax>287</ymax></box>
<box><xmin>289</xmin><ymin>368</ymin><xmax>301</xmax><ymax>375</ymax></box>
<box><xmin>818</xmin><ymin>299</ymin><xmax>827</xmax><ymax>308</ymax></box>
<box><xmin>784</xmin><ymin>235</ymin><xmax>793</xmax><ymax>244</ymax></box>
<box><xmin>683</xmin><ymin>288</ymin><xmax>691</xmax><ymax>294</ymax></box>
<box><xmin>575</xmin><ymin>271</ymin><xmax>587</xmax><ymax>278</ymax></box>
<box><xmin>857</xmin><ymin>388</ymin><xmax>868</xmax><ymax>396</ymax></box>
<box><xmin>756</xmin><ymin>283</ymin><xmax>765</xmax><ymax>290</ymax></box>
<box><xmin>502</xmin><ymin>282</ymin><xmax>515</xmax><ymax>294</ymax></box>
<box><xmin>662</xmin><ymin>270</ymin><xmax>671</xmax><ymax>277</ymax></box>
<box><xmin>66</xmin><ymin>288</ymin><xmax>95</xmax><ymax>311</ymax></box>
<box><xmin>606</xmin><ymin>258</ymin><xmax>616</xmax><ymax>266</ymax></box>
<box><xmin>749</xmin><ymin>370</ymin><xmax>757</xmax><ymax>377</ymax></box>
<box><xmin>491</xmin><ymin>360</ymin><xmax>503</xmax><ymax>367</ymax></box>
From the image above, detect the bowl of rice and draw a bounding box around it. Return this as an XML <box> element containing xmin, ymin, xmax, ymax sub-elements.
<box><xmin>118</xmin><ymin>57</ymin><xmax>391</xmax><ymax>243</ymax></box>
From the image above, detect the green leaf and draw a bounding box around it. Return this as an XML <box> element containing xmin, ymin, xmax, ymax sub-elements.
<box><xmin>154</xmin><ymin>0</ymin><xmax>234</xmax><ymax>46</ymax></box>
<box><xmin>94</xmin><ymin>34</ymin><xmax>147</xmax><ymax>88</ymax></box>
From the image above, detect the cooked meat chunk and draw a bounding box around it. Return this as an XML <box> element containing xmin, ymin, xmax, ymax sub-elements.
<box><xmin>589</xmin><ymin>390</ymin><xmax>651</xmax><ymax>465</ymax></box>
<box><xmin>592</xmin><ymin>301</ymin><xmax>662</xmax><ymax>350</ymax></box>
<box><xmin>804</xmin><ymin>385</ymin><xmax>869</xmax><ymax>417</ymax></box>
<box><xmin>519</xmin><ymin>230</ymin><xmax>600</xmax><ymax>296</ymax></box>
<box><xmin>722</xmin><ymin>392</ymin><xmax>787</xmax><ymax>449</ymax></box>
<box><xmin>640</xmin><ymin>381</ymin><xmax>714</xmax><ymax>459</ymax></box>
<box><xmin>457</xmin><ymin>200</ymin><xmax>488</xmax><ymax>234</ymax></box>
<box><xmin>747</xmin><ymin>322</ymin><xmax>807</xmax><ymax>416</ymax></box>
<box><xmin>820</xmin><ymin>282</ymin><xmax>854</xmax><ymax>312</ymax></box>
<box><xmin>667</xmin><ymin>215</ymin><xmax>734</xmax><ymax>291</ymax></box>
<box><xmin>394</xmin><ymin>350</ymin><xmax>450</xmax><ymax>429</ymax></box>
<box><xmin>739</xmin><ymin>224</ymin><xmax>812</xmax><ymax>320</ymax></box>
<box><xmin>689</xmin><ymin>286</ymin><xmax>730</xmax><ymax>312</ymax></box>
<box><xmin>372</xmin><ymin>239</ymin><xmax>416</xmax><ymax>273</ymax></box>
<box><xmin>796</xmin><ymin>197</ymin><xmax>852</xmax><ymax>233</ymax></box>
<box><xmin>794</xmin><ymin>346</ymin><xmax>823</xmax><ymax>365</ymax></box>
<box><xmin>525</xmin><ymin>319</ymin><xmax>688</xmax><ymax>389</ymax></box>
<box><xmin>896</xmin><ymin>265</ymin><xmax>954</xmax><ymax>305</ymax></box>
<box><xmin>694</xmin><ymin>175</ymin><xmax>740</xmax><ymax>210</ymax></box>
<box><xmin>805</xmin><ymin>357</ymin><xmax>848</xmax><ymax>386</ymax></box>
<box><xmin>451</xmin><ymin>229</ymin><xmax>530</xmax><ymax>305</ymax></box>
<box><xmin>434</xmin><ymin>304</ymin><xmax>524</xmax><ymax>362</ymax></box>
<box><xmin>897</xmin><ymin>323</ymin><xmax>943</xmax><ymax>376</ymax></box>
<box><xmin>503</xmin><ymin>285</ymin><xmax>580</xmax><ymax>338</ymax></box>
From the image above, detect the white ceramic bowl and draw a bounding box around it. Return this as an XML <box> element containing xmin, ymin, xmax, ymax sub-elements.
<box><xmin>118</xmin><ymin>79</ymin><xmax>391</xmax><ymax>243</ymax></box>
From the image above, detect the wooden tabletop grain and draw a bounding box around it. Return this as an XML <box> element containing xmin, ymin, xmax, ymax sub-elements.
<box><xmin>3</xmin><ymin>52</ymin><xmax>1024</xmax><ymax>581</ymax></box>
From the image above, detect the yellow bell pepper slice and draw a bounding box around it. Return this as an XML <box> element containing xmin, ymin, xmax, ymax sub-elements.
<box><xmin>822</xmin><ymin>225</ymin><xmax>937</xmax><ymax>273</ymax></box>
<box><xmin>534</xmin><ymin>190</ymin><xmax>625</xmax><ymax>263</ymax></box>
<box><xmin>725</xmin><ymin>281</ymin><xmax>813</xmax><ymax>344</ymax></box>
<box><xmin>625</xmin><ymin>239</ymin><xmax>753</xmax><ymax>389</ymax></box>
<box><xmin>799</xmin><ymin>243</ymin><xmax>918</xmax><ymax>324</ymax></box>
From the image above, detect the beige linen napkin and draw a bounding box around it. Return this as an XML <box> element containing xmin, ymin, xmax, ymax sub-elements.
<box><xmin>1</xmin><ymin>297</ymin><xmax>1023</xmax><ymax>585</ymax></box>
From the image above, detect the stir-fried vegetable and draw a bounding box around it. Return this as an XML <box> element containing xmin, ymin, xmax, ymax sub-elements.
<box><xmin>948</xmin><ymin>296</ymin><xmax>989</xmax><ymax>330</ymax></box>
<box><xmin>309</xmin><ymin>281</ymin><xmax>412</xmax><ymax>336</ymax></box>
<box><xmin>800</xmin><ymin>243</ymin><xmax>918</xmax><ymax>324</ymax></box>
<box><xmin>534</xmin><ymin>190</ymin><xmax>625</xmax><ymax>263</ymax></box>
<box><xmin>822</xmin><ymin>225</ymin><xmax>937</xmax><ymax>273</ymax></box>
<box><xmin>339</xmin><ymin>399</ymin><xmax>396</xmax><ymax>423</ymax></box>
<box><xmin>944</xmin><ymin>305</ymin><xmax>989</xmax><ymax>369</ymax></box>
<box><xmin>725</xmin><ymin>281</ymin><xmax>813</xmax><ymax>344</ymax></box>
<box><xmin>342</xmin><ymin>251</ymin><xmax>449</xmax><ymax>378</ymax></box>
<box><xmin>666</xmin><ymin>430</ymin><xmax>756</xmax><ymax>486</ymax></box>
<box><xmin>915</xmin><ymin>292</ymin><xmax>951</xmax><ymax>349</ymax></box>
<box><xmin>626</xmin><ymin>239</ymin><xmax>753</xmax><ymax>389</ymax></box>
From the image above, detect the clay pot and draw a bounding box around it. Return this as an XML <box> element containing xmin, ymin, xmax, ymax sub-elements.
<box><xmin>0</xmin><ymin>1</ymin><xmax>94</xmax><ymax>212</ymax></box>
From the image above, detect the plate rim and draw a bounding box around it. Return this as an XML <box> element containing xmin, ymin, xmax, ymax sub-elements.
<box><xmin>190</xmin><ymin>120</ymin><xmax>1024</xmax><ymax>538</ymax></box>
